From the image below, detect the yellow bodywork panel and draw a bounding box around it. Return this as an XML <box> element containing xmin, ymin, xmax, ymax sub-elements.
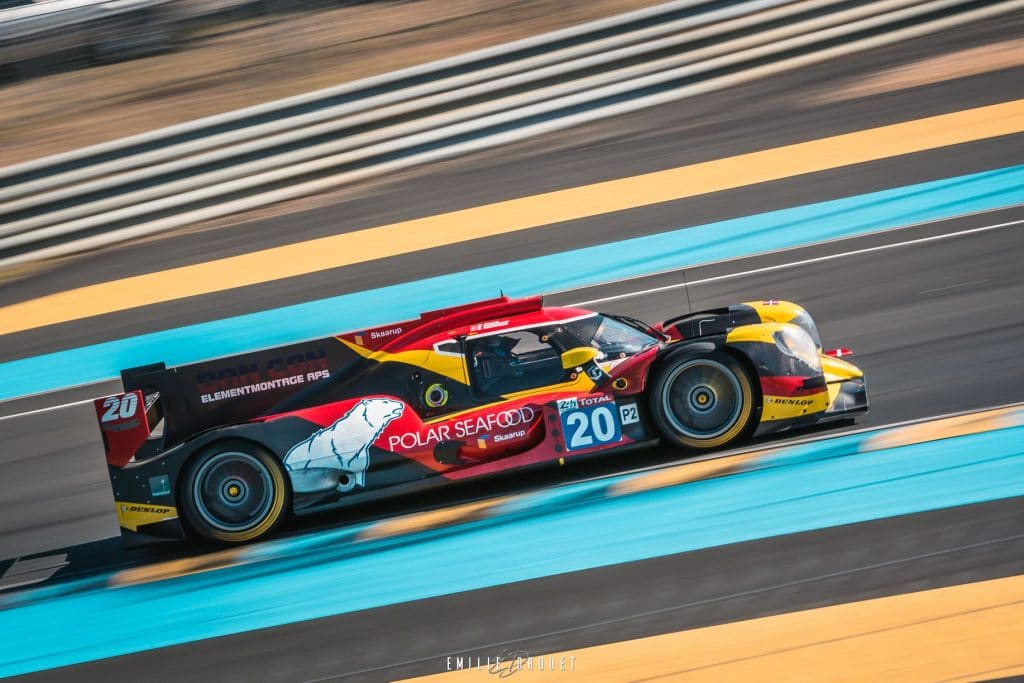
<box><xmin>725</xmin><ymin>322</ymin><xmax>790</xmax><ymax>344</ymax></box>
<box><xmin>501</xmin><ymin>372</ymin><xmax>597</xmax><ymax>401</ymax></box>
<box><xmin>743</xmin><ymin>300</ymin><xmax>805</xmax><ymax>324</ymax></box>
<box><xmin>338</xmin><ymin>338</ymin><xmax>468</xmax><ymax>384</ymax></box>
<box><xmin>116</xmin><ymin>502</ymin><xmax>178</xmax><ymax>532</ymax></box>
<box><xmin>761</xmin><ymin>392</ymin><xmax>831</xmax><ymax>422</ymax></box>
<box><xmin>561</xmin><ymin>347</ymin><xmax>600</xmax><ymax>369</ymax></box>
<box><xmin>821</xmin><ymin>354</ymin><xmax>864</xmax><ymax>383</ymax></box>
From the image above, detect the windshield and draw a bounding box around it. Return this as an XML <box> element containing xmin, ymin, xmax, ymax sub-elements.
<box><xmin>566</xmin><ymin>315</ymin><xmax>658</xmax><ymax>359</ymax></box>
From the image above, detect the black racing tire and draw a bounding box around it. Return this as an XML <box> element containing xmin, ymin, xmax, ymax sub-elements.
<box><xmin>648</xmin><ymin>350</ymin><xmax>756</xmax><ymax>450</ymax></box>
<box><xmin>179</xmin><ymin>441</ymin><xmax>289</xmax><ymax>545</ymax></box>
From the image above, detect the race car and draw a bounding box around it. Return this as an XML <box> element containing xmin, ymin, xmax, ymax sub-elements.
<box><xmin>94</xmin><ymin>295</ymin><xmax>867</xmax><ymax>545</ymax></box>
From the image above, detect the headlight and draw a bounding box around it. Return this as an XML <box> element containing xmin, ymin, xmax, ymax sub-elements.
<box><xmin>774</xmin><ymin>325</ymin><xmax>822</xmax><ymax>371</ymax></box>
<box><xmin>789</xmin><ymin>309</ymin><xmax>822</xmax><ymax>349</ymax></box>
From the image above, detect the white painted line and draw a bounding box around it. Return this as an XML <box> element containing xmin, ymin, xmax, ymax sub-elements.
<box><xmin>549</xmin><ymin>204</ymin><xmax>1021</xmax><ymax>297</ymax></box>
<box><xmin>0</xmin><ymin>398</ymin><xmax>94</xmax><ymax>422</ymax></box>
<box><xmin>920</xmin><ymin>279</ymin><xmax>990</xmax><ymax>294</ymax></box>
<box><xmin>3</xmin><ymin>214</ymin><xmax>1020</xmax><ymax>419</ymax></box>
<box><xmin>570</xmin><ymin>217</ymin><xmax>1024</xmax><ymax>306</ymax></box>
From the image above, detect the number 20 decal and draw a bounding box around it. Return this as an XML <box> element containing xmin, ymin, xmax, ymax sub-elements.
<box><xmin>562</xmin><ymin>404</ymin><xmax>622</xmax><ymax>451</ymax></box>
<box><xmin>100</xmin><ymin>394</ymin><xmax>139</xmax><ymax>422</ymax></box>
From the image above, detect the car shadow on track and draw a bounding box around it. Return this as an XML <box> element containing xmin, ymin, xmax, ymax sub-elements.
<box><xmin>0</xmin><ymin>419</ymin><xmax>855</xmax><ymax>595</ymax></box>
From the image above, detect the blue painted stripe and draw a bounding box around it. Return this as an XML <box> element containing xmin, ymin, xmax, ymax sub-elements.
<box><xmin>2</xmin><ymin>164</ymin><xmax>1022</xmax><ymax>399</ymax></box>
<box><xmin>0</xmin><ymin>421</ymin><xmax>1021</xmax><ymax>676</ymax></box>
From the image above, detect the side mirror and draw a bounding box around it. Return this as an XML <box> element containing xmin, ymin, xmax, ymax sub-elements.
<box><xmin>561</xmin><ymin>347</ymin><xmax>599</xmax><ymax>369</ymax></box>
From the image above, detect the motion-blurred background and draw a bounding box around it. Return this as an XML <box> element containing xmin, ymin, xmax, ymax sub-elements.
<box><xmin>2</xmin><ymin>0</ymin><xmax>656</xmax><ymax>164</ymax></box>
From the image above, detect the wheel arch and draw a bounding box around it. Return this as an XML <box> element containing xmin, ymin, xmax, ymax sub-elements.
<box><xmin>175</xmin><ymin>433</ymin><xmax>292</xmax><ymax>543</ymax></box>
<box><xmin>648</xmin><ymin>339</ymin><xmax>763</xmax><ymax>444</ymax></box>
<box><xmin>718</xmin><ymin>343</ymin><xmax>764</xmax><ymax>424</ymax></box>
<box><xmin>173</xmin><ymin>425</ymin><xmax>288</xmax><ymax>497</ymax></box>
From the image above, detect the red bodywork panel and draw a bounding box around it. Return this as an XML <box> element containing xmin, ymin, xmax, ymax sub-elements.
<box><xmin>759</xmin><ymin>375</ymin><xmax>821</xmax><ymax>397</ymax></box>
<box><xmin>94</xmin><ymin>390</ymin><xmax>150</xmax><ymax>467</ymax></box>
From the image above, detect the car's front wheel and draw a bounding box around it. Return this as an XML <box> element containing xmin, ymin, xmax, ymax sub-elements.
<box><xmin>649</xmin><ymin>351</ymin><xmax>755</xmax><ymax>450</ymax></box>
<box><xmin>180</xmin><ymin>442</ymin><xmax>288</xmax><ymax>544</ymax></box>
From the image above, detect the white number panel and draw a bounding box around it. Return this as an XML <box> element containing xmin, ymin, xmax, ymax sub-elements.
<box><xmin>100</xmin><ymin>394</ymin><xmax>139</xmax><ymax>422</ymax></box>
<box><xmin>559</xmin><ymin>402</ymin><xmax>622</xmax><ymax>451</ymax></box>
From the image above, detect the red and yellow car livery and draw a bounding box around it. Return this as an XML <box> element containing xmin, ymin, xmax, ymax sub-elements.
<box><xmin>94</xmin><ymin>295</ymin><xmax>867</xmax><ymax>545</ymax></box>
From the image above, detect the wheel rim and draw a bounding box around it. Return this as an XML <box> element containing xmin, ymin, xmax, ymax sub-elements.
<box><xmin>661</xmin><ymin>359</ymin><xmax>744</xmax><ymax>440</ymax></box>
<box><xmin>192</xmin><ymin>451</ymin><xmax>275</xmax><ymax>533</ymax></box>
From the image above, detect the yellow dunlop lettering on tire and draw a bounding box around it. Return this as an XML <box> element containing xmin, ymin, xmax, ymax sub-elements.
<box><xmin>116</xmin><ymin>502</ymin><xmax>178</xmax><ymax>532</ymax></box>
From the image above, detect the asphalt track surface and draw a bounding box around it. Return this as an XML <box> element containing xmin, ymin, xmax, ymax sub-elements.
<box><xmin>1</xmin><ymin>11</ymin><xmax>1023</xmax><ymax>681</ymax></box>
<box><xmin>18</xmin><ymin>497</ymin><xmax>1022</xmax><ymax>682</ymax></box>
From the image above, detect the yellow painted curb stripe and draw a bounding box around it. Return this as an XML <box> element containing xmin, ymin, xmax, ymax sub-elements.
<box><xmin>864</xmin><ymin>403</ymin><xmax>1024</xmax><ymax>450</ymax></box>
<box><xmin>401</xmin><ymin>574</ymin><xmax>1024</xmax><ymax>681</ymax></box>
<box><xmin>109</xmin><ymin>547</ymin><xmax>248</xmax><ymax>587</ymax></box>
<box><xmin>609</xmin><ymin>450</ymin><xmax>764</xmax><ymax>496</ymax></box>
<box><xmin>359</xmin><ymin>497</ymin><xmax>510</xmax><ymax>541</ymax></box>
<box><xmin>3</xmin><ymin>99</ymin><xmax>1024</xmax><ymax>336</ymax></box>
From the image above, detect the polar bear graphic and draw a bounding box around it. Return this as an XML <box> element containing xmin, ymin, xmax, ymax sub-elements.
<box><xmin>284</xmin><ymin>398</ymin><xmax>404</xmax><ymax>494</ymax></box>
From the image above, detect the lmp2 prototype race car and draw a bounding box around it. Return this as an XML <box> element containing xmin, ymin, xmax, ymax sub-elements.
<box><xmin>95</xmin><ymin>296</ymin><xmax>867</xmax><ymax>545</ymax></box>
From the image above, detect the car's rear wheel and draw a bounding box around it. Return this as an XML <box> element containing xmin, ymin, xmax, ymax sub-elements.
<box><xmin>649</xmin><ymin>351</ymin><xmax>755</xmax><ymax>450</ymax></box>
<box><xmin>180</xmin><ymin>442</ymin><xmax>288</xmax><ymax>544</ymax></box>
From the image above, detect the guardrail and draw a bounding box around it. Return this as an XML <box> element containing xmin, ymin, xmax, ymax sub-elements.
<box><xmin>0</xmin><ymin>0</ymin><xmax>1020</xmax><ymax>269</ymax></box>
<box><xmin>0</xmin><ymin>0</ymin><xmax>259</xmax><ymax>67</ymax></box>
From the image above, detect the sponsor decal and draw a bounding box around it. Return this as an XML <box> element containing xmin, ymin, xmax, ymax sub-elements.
<box><xmin>492</xmin><ymin>429</ymin><xmax>526</xmax><ymax>444</ymax></box>
<box><xmin>369</xmin><ymin>326</ymin><xmax>403</xmax><ymax>340</ymax></box>
<box><xmin>120</xmin><ymin>504</ymin><xmax>172</xmax><ymax>514</ymax></box>
<box><xmin>768</xmin><ymin>397</ymin><xmax>816</xmax><ymax>406</ymax></box>
<box><xmin>148</xmin><ymin>475</ymin><xmax>171</xmax><ymax>497</ymax></box>
<box><xmin>199</xmin><ymin>368</ymin><xmax>332</xmax><ymax>404</ymax></box>
<box><xmin>558</xmin><ymin>394</ymin><xmax>613</xmax><ymax>413</ymax></box>
<box><xmin>100</xmin><ymin>418</ymin><xmax>141</xmax><ymax>432</ymax></box>
<box><xmin>469</xmin><ymin>319</ymin><xmax>509</xmax><ymax>332</ymax></box>
<box><xmin>284</xmin><ymin>398</ymin><xmax>405</xmax><ymax>494</ymax></box>
<box><xmin>196</xmin><ymin>349</ymin><xmax>330</xmax><ymax>400</ymax></box>
<box><xmin>115</xmin><ymin>502</ymin><xmax>178</xmax><ymax>532</ymax></box>
<box><xmin>388</xmin><ymin>406</ymin><xmax>537</xmax><ymax>451</ymax></box>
